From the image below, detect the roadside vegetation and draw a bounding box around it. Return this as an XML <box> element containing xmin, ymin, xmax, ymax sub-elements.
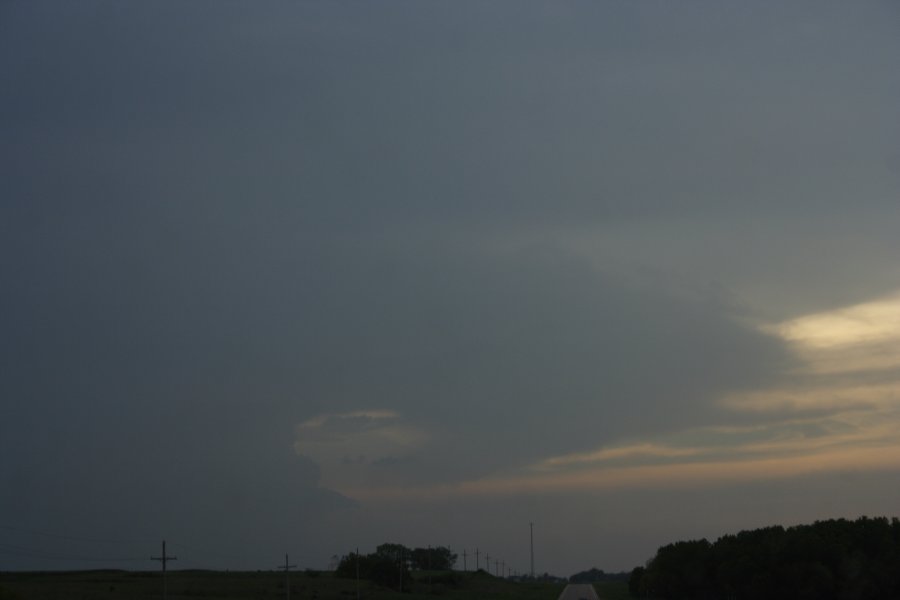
<box><xmin>592</xmin><ymin>580</ymin><xmax>630</xmax><ymax>600</ymax></box>
<box><xmin>630</xmin><ymin>516</ymin><xmax>900</xmax><ymax>599</ymax></box>
<box><xmin>0</xmin><ymin>567</ymin><xmax>563</xmax><ymax>600</ymax></box>
<box><xmin>567</xmin><ymin>567</ymin><xmax>630</xmax><ymax>600</ymax></box>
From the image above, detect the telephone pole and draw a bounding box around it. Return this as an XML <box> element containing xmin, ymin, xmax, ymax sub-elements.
<box><xmin>529</xmin><ymin>522</ymin><xmax>534</xmax><ymax>578</ymax></box>
<box><xmin>151</xmin><ymin>540</ymin><xmax>177</xmax><ymax>600</ymax></box>
<box><xmin>277</xmin><ymin>554</ymin><xmax>297</xmax><ymax>600</ymax></box>
<box><xmin>475</xmin><ymin>548</ymin><xmax>480</xmax><ymax>571</ymax></box>
<box><xmin>462</xmin><ymin>549</ymin><xmax>468</xmax><ymax>572</ymax></box>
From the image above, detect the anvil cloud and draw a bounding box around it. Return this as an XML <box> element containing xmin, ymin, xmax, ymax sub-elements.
<box><xmin>2</xmin><ymin>0</ymin><xmax>900</xmax><ymax>576</ymax></box>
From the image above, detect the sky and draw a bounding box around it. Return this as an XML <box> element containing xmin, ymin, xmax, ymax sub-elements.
<box><xmin>2</xmin><ymin>0</ymin><xmax>900</xmax><ymax>577</ymax></box>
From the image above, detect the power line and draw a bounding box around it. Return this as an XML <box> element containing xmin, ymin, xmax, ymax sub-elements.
<box><xmin>164</xmin><ymin>541</ymin><xmax>244</xmax><ymax>562</ymax></box>
<box><xmin>0</xmin><ymin>530</ymin><xmax>261</xmax><ymax>571</ymax></box>
<box><xmin>0</xmin><ymin>524</ymin><xmax>156</xmax><ymax>545</ymax></box>
<box><xmin>0</xmin><ymin>542</ymin><xmax>146</xmax><ymax>562</ymax></box>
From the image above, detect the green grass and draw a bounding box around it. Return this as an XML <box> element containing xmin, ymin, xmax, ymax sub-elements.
<box><xmin>0</xmin><ymin>569</ymin><xmax>564</xmax><ymax>600</ymax></box>
<box><xmin>592</xmin><ymin>581</ymin><xmax>630</xmax><ymax>600</ymax></box>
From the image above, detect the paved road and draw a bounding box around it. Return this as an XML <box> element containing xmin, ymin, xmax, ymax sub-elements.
<box><xmin>556</xmin><ymin>583</ymin><xmax>600</xmax><ymax>600</ymax></box>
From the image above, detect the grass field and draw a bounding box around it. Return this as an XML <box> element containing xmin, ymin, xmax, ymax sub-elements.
<box><xmin>0</xmin><ymin>569</ymin><xmax>566</xmax><ymax>600</ymax></box>
<box><xmin>591</xmin><ymin>581</ymin><xmax>629</xmax><ymax>600</ymax></box>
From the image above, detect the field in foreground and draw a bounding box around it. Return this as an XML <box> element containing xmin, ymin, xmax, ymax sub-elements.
<box><xmin>0</xmin><ymin>569</ymin><xmax>568</xmax><ymax>600</ymax></box>
<box><xmin>591</xmin><ymin>581</ymin><xmax>629</xmax><ymax>600</ymax></box>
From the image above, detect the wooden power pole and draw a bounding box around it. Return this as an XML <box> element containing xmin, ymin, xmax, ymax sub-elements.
<box><xmin>151</xmin><ymin>540</ymin><xmax>177</xmax><ymax>600</ymax></box>
<box><xmin>277</xmin><ymin>554</ymin><xmax>297</xmax><ymax>600</ymax></box>
<box><xmin>530</xmin><ymin>522</ymin><xmax>534</xmax><ymax>578</ymax></box>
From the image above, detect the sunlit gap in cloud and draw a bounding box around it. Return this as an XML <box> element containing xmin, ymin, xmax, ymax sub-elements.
<box><xmin>766</xmin><ymin>291</ymin><xmax>900</xmax><ymax>375</ymax></box>
<box><xmin>342</xmin><ymin>291</ymin><xmax>900</xmax><ymax>501</ymax></box>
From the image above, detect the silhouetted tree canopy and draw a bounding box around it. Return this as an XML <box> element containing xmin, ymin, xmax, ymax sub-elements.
<box><xmin>630</xmin><ymin>517</ymin><xmax>900</xmax><ymax>600</ymax></box>
<box><xmin>410</xmin><ymin>546</ymin><xmax>457</xmax><ymax>571</ymax></box>
<box><xmin>569</xmin><ymin>567</ymin><xmax>629</xmax><ymax>583</ymax></box>
<box><xmin>335</xmin><ymin>543</ymin><xmax>457</xmax><ymax>592</ymax></box>
<box><xmin>335</xmin><ymin>549</ymin><xmax>410</xmax><ymax>592</ymax></box>
<box><xmin>629</xmin><ymin>566</ymin><xmax>645</xmax><ymax>596</ymax></box>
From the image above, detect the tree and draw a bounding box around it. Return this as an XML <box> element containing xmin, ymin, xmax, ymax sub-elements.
<box><xmin>410</xmin><ymin>546</ymin><xmax>457</xmax><ymax>571</ymax></box>
<box><xmin>628</xmin><ymin>566</ymin><xmax>645</xmax><ymax>596</ymax></box>
<box><xmin>376</xmin><ymin>543</ymin><xmax>411</xmax><ymax>564</ymax></box>
<box><xmin>633</xmin><ymin>517</ymin><xmax>900</xmax><ymax>599</ymax></box>
<box><xmin>644</xmin><ymin>539</ymin><xmax>712</xmax><ymax>599</ymax></box>
<box><xmin>337</xmin><ymin>549</ymin><xmax>411</xmax><ymax>592</ymax></box>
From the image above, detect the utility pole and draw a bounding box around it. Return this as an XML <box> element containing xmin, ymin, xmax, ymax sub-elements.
<box><xmin>462</xmin><ymin>549</ymin><xmax>468</xmax><ymax>572</ymax></box>
<box><xmin>530</xmin><ymin>522</ymin><xmax>534</xmax><ymax>578</ymax></box>
<box><xmin>277</xmin><ymin>554</ymin><xmax>297</xmax><ymax>600</ymax></box>
<box><xmin>475</xmin><ymin>548</ymin><xmax>480</xmax><ymax>571</ymax></box>
<box><xmin>356</xmin><ymin>548</ymin><xmax>360</xmax><ymax>600</ymax></box>
<box><xmin>151</xmin><ymin>540</ymin><xmax>177</xmax><ymax>600</ymax></box>
<box><xmin>485</xmin><ymin>552</ymin><xmax>490</xmax><ymax>573</ymax></box>
<box><xmin>495</xmin><ymin>559</ymin><xmax>500</xmax><ymax>577</ymax></box>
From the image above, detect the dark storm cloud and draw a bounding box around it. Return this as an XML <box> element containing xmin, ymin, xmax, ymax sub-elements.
<box><xmin>1</xmin><ymin>203</ymin><xmax>789</xmax><ymax>487</ymax></box>
<box><xmin>287</xmin><ymin>239</ymin><xmax>791</xmax><ymax>480</ymax></box>
<box><xmin>5</xmin><ymin>1</ymin><xmax>897</xmax><ymax>229</ymax></box>
<box><xmin>3</xmin><ymin>0</ymin><xmax>900</xmax><ymax>574</ymax></box>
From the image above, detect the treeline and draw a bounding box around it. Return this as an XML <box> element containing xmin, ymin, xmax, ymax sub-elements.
<box><xmin>569</xmin><ymin>567</ymin><xmax>629</xmax><ymax>583</ymax></box>
<box><xmin>335</xmin><ymin>543</ymin><xmax>457</xmax><ymax>591</ymax></box>
<box><xmin>630</xmin><ymin>516</ymin><xmax>900</xmax><ymax>600</ymax></box>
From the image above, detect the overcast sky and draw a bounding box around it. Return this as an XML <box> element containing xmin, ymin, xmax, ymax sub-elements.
<box><xmin>3</xmin><ymin>0</ymin><xmax>900</xmax><ymax>576</ymax></box>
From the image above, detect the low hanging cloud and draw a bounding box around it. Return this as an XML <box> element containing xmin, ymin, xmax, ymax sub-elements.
<box><xmin>340</xmin><ymin>288</ymin><xmax>900</xmax><ymax>501</ymax></box>
<box><xmin>347</xmin><ymin>414</ymin><xmax>900</xmax><ymax>501</ymax></box>
<box><xmin>282</xmin><ymin>237</ymin><xmax>793</xmax><ymax>493</ymax></box>
<box><xmin>294</xmin><ymin>410</ymin><xmax>429</xmax><ymax>489</ymax></box>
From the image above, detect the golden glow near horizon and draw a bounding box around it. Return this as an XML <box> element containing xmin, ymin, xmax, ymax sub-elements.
<box><xmin>303</xmin><ymin>291</ymin><xmax>900</xmax><ymax>501</ymax></box>
<box><xmin>342</xmin><ymin>405</ymin><xmax>900</xmax><ymax>501</ymax></box>
<box><xmin>346</xmin><ymin>441</ymin><xmax>900</xmax><ymax>501</ymax></box>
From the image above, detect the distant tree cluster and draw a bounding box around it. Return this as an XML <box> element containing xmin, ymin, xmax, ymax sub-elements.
<box><xmin>569</xmin><ymin>567</ymin><xmax>629</xmax><ymax>583</ymax></box>
<box><xmin>408</xmin><ymin>545</ymin><xmax>457</xmax><ymax>571</ymax></box>
<box><xmin>630</xmin><ymin>517</ymin><xmax>900</xmax><ymax>600</ymax></box>
<box><xmin>334</xmin><ymin>543</ymin><xmax>457</xmax><ymax>592</ymax></box>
